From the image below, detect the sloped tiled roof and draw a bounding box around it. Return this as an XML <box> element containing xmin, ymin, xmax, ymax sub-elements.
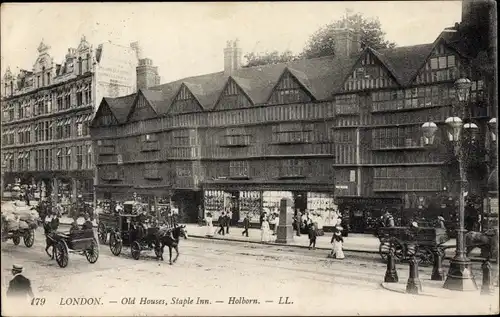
<box><xmin>104</xmin><ymin>94</ymin><xmax>136</xmax><ymax>124</ymax></box>
<box><xmin>97</xmin><ymin>32</ymin><xmax>468</xmax><ymax>125</ymax></box>
<box><xmin>140</xmin><ymin>89</ymin><xmax>163</xmax><ymax>113</ymax></box>
<box><xmin>374</xmin><ymin>43</ymin><xmax>435</xmax><ymax>86</ymax></box>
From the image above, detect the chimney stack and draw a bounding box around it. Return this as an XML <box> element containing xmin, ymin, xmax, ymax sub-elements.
<box><xmin>137</xmin><ymin>58</ymin><xmax>161</xmax><ymax>90</ymax></box>
<box><xmin>224</xmin><ymin>39</ymin><xmax>242</xmax><ymax>75</ymax></box>
<box><xmin>332</xmin><ymin>27</ymin><xmax>362</xmax><ymax>59</ymax></box>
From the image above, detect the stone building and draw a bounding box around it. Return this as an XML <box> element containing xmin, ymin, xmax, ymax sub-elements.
<box><xmin>1</xmin><ymin>37</ymin><xmax>157</xmax><ymax>203</ymax></box>
<box><xmin>90</xmin><ymin>1</ymin><xmax>497</xmax><ymax>230</ymax></box>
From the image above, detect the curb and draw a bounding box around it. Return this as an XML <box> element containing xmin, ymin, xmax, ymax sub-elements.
<box><xmin>380</xmin><ymin>282</ymin><xmax>440</xmax><ymax>298</ymax></box>
<box><xmin>187</xmin><ymin>234</ymin><xmax>489</xmax><ymax>263</ymax></box>
<box><xmin>57</xmin><ymin>221</ymin><xmax>489</xmax><ymax>263</ymax></box>
<box><xmin>188</xmin><ymin>234</ymin><xmax>377</xmax><ymax>253</ymax></box>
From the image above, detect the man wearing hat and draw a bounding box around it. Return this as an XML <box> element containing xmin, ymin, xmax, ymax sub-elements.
<box><xmin>7</xmin><ymin>264</ymin><xmax>34</xmax><ymax>299</ymax></box>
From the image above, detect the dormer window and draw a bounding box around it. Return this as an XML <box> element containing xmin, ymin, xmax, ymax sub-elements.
<box><xmin>47</xmin><ymin>72</ymin><xmax>51</xmax><ymax>85</ymax></box>
<box><xmin>10</xmin><ymin>81</ymin><xmax>13</xmax><ymax>95</ymax></box>
<box><xmin>42</xmin><ymin>67</ymin><xmax>46</xmax><ymax>86</ymax></box>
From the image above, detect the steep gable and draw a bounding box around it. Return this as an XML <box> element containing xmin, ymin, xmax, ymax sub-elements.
<box><xmin>343</xmin><ymin>49</ymin><xmax>399</xmax><ymax>92</ymax></box>
<box><xmin>92</xmin><ymin>100</ymin><xmax>118</xmax><ymax>127</ymax></box>
<box><xmin>267</xmin><ymin>68</ymin><xmax>314</xmax><ymax>105</ymax></box>
<box><xmin>213</xmin><ymin>76</ymin><xmax>254</xmax><ymax>110</ymax></box>
<box><xmin>168</xmin><ymin>83</ymin><xmax>204</xmax><ymax>114</ymax></box>
<box><xmin>411</xmin><ymin>39</ymin><xmax>462</xmax><ymax>85</ymax></box>
<box><xmin>127</xmin><ymin>90</ymin><xmax>158</xmax><ymax>122</ymax></box>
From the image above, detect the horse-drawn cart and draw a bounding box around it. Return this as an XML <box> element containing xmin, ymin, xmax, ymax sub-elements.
<box><xmin>1</xmin><ymin>201</ymin><xmax>37</xmax><ymax>248</ymax></box>
<box><xmin>378</xmin><ymin>226</ymin><xmax>449</xmax><ymax>266</ymax></box>
<box><xmin>97</xmin><ymin>212</ymin><xmax>119</xmax><ymax>244</ymax></box>
<box><xmin>51</xmin><ymin>229</ymin><xmax>99</xmax><ymax>268</ymax></box>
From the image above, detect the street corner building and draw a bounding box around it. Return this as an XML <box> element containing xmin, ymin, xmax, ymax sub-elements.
<box><xmin>87</xmin><ymin>0</ymin><xmax>498</xmax><ymax>229</ymax></box>
<box><xmin>1</xmin><ymin>36</ymin><xmax>154</xmax><ymax>204</ymax></box>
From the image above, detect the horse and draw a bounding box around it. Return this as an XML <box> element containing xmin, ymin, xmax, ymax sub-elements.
<box><xmin>465</xmin><ymin>229</ymin><xmax>499</xmax><ymax>260</ymax></box>
<box><xmin>43</xmin><ymin>216</ymin><xmax>60</xmax><ymax>259</ymax></box>
<box><xmin>156</xmin><ymin>225</ymin><xmax>188</xmax><ymax>265</ymax></box>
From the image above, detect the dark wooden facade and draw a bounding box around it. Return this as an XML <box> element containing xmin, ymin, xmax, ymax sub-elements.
<box><xmin>91</xmin><ymin>32</ymin><xmax>496</xmax><ymax>227</ymax></box>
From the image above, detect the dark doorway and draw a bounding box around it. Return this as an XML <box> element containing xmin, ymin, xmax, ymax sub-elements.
<box><xmin>293</xmin><ymin>191</ymin><xmax>307</xmax><ymax>213</ymax></box>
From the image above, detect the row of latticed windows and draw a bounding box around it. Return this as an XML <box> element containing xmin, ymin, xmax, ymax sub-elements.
<box><xmin>2</xmin><ymin>84</ymin><xmax>92</xmax><ymax>122</ymax></box>
<box><xmin>2</xmin><ymin>114</ymin><xmax>92</xmax><ymax>145</ymax></box>
<box><xmin>372</xmin><ymin>125</ymin><xmax>424</xmax><ymax>149</ymax></box>
<box><xmin>371</xmin><ymin>81</ymin><xmax>484</xmax><ymax>112</ymax></box>
<box><xmin>2</xmin><ymin>145</ymin><xmax>93</xmax><ymax>172</ymax></box>
<box><xmin>373</xmin><ymin>167</ymin><xmax>442</xmax><ymax>191</ymax></box>
<box><xmin>101</xmin><ymin>159</ymin><xmax>307</xmax><ymax>181</ymax></box>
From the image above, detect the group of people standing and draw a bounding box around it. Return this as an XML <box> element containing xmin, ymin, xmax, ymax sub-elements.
<box><xmin>202</xmin><ymin>209</ymin><xmax>345</xmax><ymax>259</ymax></box>
<box><xmin>204</xmin><ymin>211</ymin><xmax>234</xmax><ymax>237</ymax></box>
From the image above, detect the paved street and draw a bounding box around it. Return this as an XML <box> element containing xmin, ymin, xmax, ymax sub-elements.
<box><xmin>1</xmin><ymin>227</ymin><xmax>498</xmax><ymax>316</ymax></box>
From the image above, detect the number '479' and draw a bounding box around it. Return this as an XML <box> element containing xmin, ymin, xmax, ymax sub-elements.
<box><xmin>31</xmin><ymin>298</ymin><xmax>46</xmax><ymax>305</ymax></box>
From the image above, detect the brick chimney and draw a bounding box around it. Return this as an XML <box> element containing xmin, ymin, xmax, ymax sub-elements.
<box><xmin>137</xmin><ymin>58</ymin><xmax>160</xmax><ymax>90</ymax></box>
<box><xmin>224</xmin><ymin>39</ymin><xmax>242</xmax><ymax>75</ymax></box>
<box><xmin>332</xmin><ymin>27</ymin><xmax>362</xmax><ymax>59</ymax></box>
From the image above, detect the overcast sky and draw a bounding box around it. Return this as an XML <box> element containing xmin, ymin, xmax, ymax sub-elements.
<box><xmin>1</xmin><ymin>1</ymin><xmax>462</xmax><ymax>84</ymax></box>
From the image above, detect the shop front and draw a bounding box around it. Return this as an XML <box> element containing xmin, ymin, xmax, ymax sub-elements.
<box><xmin>202</xmin><ymin>180</ymin><xmax>339</xmax><ymax>229</ymax></box>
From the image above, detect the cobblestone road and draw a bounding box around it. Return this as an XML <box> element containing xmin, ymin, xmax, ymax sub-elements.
<box><xmin>1</xmin><ymin>228</ymin><xmax>498</xmax><ymax>316</ymax></box>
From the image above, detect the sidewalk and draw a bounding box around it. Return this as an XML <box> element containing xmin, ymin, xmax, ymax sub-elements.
<box><xmin>381</xmin><ymin>275</ymin><xmax>499</xmax><ymax>299</ymax></box>
<box><xmin>58</xmin><ymin>216</ymin><xmax>483</xmax><ymax>259</ymax></box>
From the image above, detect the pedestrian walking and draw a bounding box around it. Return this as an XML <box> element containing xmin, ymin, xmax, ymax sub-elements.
<box><xmin>330</xmin><ymin>226</ymin><xmax>345</xmax><ymax>259</ymax></box>
<box><xmin>293</xmin><ymin>211</ymin><xmax>301</xmax><ymax>237</ymax></box>
<box><xmin>226</xmin><ymin>210</ymin><xmax>232</xmax><ymax>234</ymax></box>
<box><xmin>261</xmin><ymin>216</ymin><xmax>272</xmax><ymax>243</ymax></box>
<box><xmin>205</xmin><ymin>212</ymin><xmax>214</xmax><ymax>237</ymax></box>
<box><xmin>242</xmin><ymin>214</ymin><xmax>250</xmax><ymax>237</ymax></box>
<box><xmin>217</xmin><ymin>212</ymin><xmax>226</xmax><ymax>235</ymax></box>
<box><xmin>273</xmin><ymin>213</ymin><xmax>280</xmax><ymax>235</ymax></box>
<box><xmin>6</xmin><ymin>264</ymin><xmax>34</xmax><ymax>299</ymax></box>
<box><xmin>308</xmin><ymin>222</ymin><xmax>317</xmax><ymax>250</ymax></box>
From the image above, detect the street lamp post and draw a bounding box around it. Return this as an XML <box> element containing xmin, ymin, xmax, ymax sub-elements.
<box><xmin>421</xmin><ymin>77</ymin><xmax>497</xmax><ymax>291</ymax></box>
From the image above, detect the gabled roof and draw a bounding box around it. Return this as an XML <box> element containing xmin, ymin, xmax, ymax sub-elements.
<box><xmin>140</xmin><ymin>89</ymin><xmax>164</xmax><ymax>112</ymax></box>
<box><xmin>102</xmin><ymin>94</ymin><xmax>136</xmax><ymax>124</ymax></box>
<box><xmin>373</xmin><ymin>43</ymin><xmax>435</xmax><ymax>86</ymax></box>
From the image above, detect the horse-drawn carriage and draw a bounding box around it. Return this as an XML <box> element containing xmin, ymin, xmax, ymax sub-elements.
<box><xmin>1</xmin><ymin>201</ymin><xmax>37</xmax><ymax>248</ymax></box>
<box><xmin>378</xmin><ymin>226</ymin><xmax>449</xmax><ymax>266</ymax></box>
<box><xmin>98</xmin><ymin>200</ymin><xmax>187</xmax><ymax>263</ymax></box>
<box><xmin>48</xmin><ymin>229</ymin><xmax>99</xmax><ymax>268</ymax></box>
<box><xmin>107</xmin><ymin>213</ymin><xmax>162</xmax><ymax>260</ymax></box>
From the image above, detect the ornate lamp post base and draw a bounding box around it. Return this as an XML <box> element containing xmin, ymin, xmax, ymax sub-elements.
<box><xmin>443</xmin><ymin>257</ymin><xmax>478</xmax><ymax>291</ymax></box>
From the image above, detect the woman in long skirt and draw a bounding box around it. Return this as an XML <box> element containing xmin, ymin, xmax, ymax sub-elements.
<box><xmin>205</xmin><ymin>213</ymin><xmax>214</xmax><ymax>237</ymax></box>
<box><xmin>330</xmin><ymin>226</ymin><xmax>345</xmax><ymax>259</ymax></box>
<box><xmin>261</xmin><ymin>218</ymin><xmax>271</xmax><ymax>242</ymax></box>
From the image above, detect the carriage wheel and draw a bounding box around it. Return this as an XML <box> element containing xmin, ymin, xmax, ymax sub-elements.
<box><xmin>55</xmin><ymin>240</ymin><xmax>69</xmax><ymax>268</ymax></box>
<box><xmin>12</xmin><ymin>235</ymin><xmax>21</xmax><ymax>245</ymax></box>
<box><xmin>85</xmin><ymin>239</ymin><xmax>99</xmax><ymax>264</ymax></box>
<box><xmin>415</xmin><ymin>247</ymin><xmax>434</xmax><ymax>267</ymax></box>
<box><xmin>379</xmin><ymin>240</ymin><xmax>391</xmax><ymax>262</ymax></box>
<box><xmin>109</xmin><ymin>233</ymin><xmax>122</xmax><ymax>256</ymax></box>
<box><xmin>98</xmin><ymin>223</ymin><xmax>107</xmax><ymax>245</ymax></box>
<box><xmin>393</xmin><ymin>244</ymin><xmax>405</xmax><ymax>261</ymax></box>
<box><xmin>23</xmin><ymin>229</ymin><xmax>35</xmax><ymax>248</ymax></box>
<box><xmin>131</xmin><ymin>241</ymin><xmax>141</xmax><ymax>260</ymax></box>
